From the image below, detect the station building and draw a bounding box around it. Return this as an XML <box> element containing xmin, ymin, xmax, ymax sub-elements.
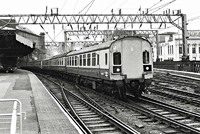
<box><xmin>153</xmin><ymin>30</ymin><xmax>200</xmax><ymax>62</ymax></box>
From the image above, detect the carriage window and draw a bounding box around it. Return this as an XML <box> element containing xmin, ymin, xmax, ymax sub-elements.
<box><xmin>143</xmin><ymin>50</ymin><xmax>149</xmax><ymax>64</ymax></box>
<box><xmin>105</xmin><ymin>53</ymin><xmax>108</xmax><ymax>65</ymax></box>
<box><xmin>70</xmin><ymin>57</ymin><xmax>72</xmax><ymax>66</ymax></box>
<box><xmin>75</xmin><ymin>56</ymin><xmax>78</xmax><ymax>66</ymax></box>
<box><xmin>92</xmin><ymin>53</ymin><xmax>96</xmax><ymax>66</ymax></box>
<box><xmin>83</xmin><ymin>54</ymin><xmax>86</xmax><ymax>66</ymax></box>
<box><xmin>113</xmin><ymin>52</ymin><xmax>121</xmax><ymax>65</ymax></box>
<box><xmin>87</xmin><ymin>54</ymin><xmax>91</xmax><ymax>66</ymax></box>
<box><xmin>80</xmin><ymin>55</ymin><xmax>82</xmax><ymax>66</ymax></box>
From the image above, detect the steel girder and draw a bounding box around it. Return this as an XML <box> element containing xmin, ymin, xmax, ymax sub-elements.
<box><xmin>0</xmin><ymin>14</ymin><xmax>183</xmax><ymax>30</ymax></box>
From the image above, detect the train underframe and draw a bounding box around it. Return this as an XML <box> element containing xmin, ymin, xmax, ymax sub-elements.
<box><xmin>60</xmin><ymin>71</ymin><xmax>150</xmax><ymax>99</ymax></box>
<box><xmin>26</xmin><ymin>68</ymin><xmax>150</xmax><ymax>99</ymax></box>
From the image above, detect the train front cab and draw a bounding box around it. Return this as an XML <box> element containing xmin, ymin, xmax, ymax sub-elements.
<box><xmin>110</xmin><ymin>36</ymin><xmax>153</xmax><ymax>97</ymax></box>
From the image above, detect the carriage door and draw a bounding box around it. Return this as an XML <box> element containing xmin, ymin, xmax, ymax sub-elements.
<box><xmin>122</xmin><ymin>39</ymin><xmax>143</xmax><ymax>79</ymax></box>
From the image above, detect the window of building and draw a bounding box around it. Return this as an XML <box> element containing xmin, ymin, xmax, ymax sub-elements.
<box><xmin>199</xmin><ymin>46</ymin><xmax>200</xmax><ymax>54</ymax></box>
<box><xmin>92</xmin><ymin>53</ymin><xmax>96</xmax><ymax>66</ymax></box>
<box><xmin>160</xmin><ymin>47</ymin><xmax>162</xmax><ymax>55</ymax></box>
<box><xmin>80</xmin><ymin>55</ymin><xmax>82</xmax><ymax>66</ymax></box>
<box><xmin>67</xmin><ymin>57</ymin><xmax>69</xmax><ymax>66</ymax></box>
<box><xmin>187</xmin><ymin>44</ymin><xmax>190</xmax><ymax>53</ymax></box>
<box><xmin>75</xmin><ymin>56</ymin><xmax>78</xmax><ymax>66</ymax></box>
<box><xmin>192</xmin><ymin>44</ymin><xmax>196</xmax><ymax>53</ymax></box>
<box><xmin>179</xmin><ymin>46</ymin><xmax>183</xmax><ymax>54</ymax></box>
<box><xmin>87</xmin><ymin>54</ymin><xmax>91</xmax><ymax>66</ymax></box>
<box><xmin>168</xmin><ymin>46</ymin><xmax>170</xmax><ymax>54</ymax></box>
<box><xmin>83</xmin><ymin>54</ymin><xmax>86</xmax><ymax>66</ymax></box>
<box><xmin>105</xmin><ymin>53</ymin><xmax>108</xmax><ymax>65</ymax></box>
<box><xmin>72</xmin><ymin>56</ymin><xmax>74</xmax><ymax>66</ymax></box>
<box><xmin>70</xmin><ymin>57</ymin><xmax>72</xmax><ymax>66</ymax></box>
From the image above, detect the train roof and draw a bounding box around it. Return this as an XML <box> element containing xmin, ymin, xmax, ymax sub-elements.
<box><xmin>44</xmin><ymin>36</ymin><xmax>151</xmax><ymax>59</ymax></box>
<box><xmin>67</xmin><ymin>40</ymin><xmax>113</xmax><ymax>56</ymax></box>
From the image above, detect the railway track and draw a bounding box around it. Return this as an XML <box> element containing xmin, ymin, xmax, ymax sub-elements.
<box><xmin>79</xmin><ymin>85</ymin><xmax>200</xmax><ymax>133</ymax></box>
<box><xmin>37</xmin><ymin>72</ymin><xmax>200</xmax><ymax>133</ymax></box>
<box><xmin>137</xmin><ymin>96</ymin><xmax>200</xmax><ymax>133</ymax></box>
<box><xmin>148</xmin><ymin>85</ymin><xmax>200</xmax><ymax>106</ymax></box>
<box><xmin>153</xmin><ymin>72</ymin><xmax>200</xmax><ymax>90</ymax></box>
<box><xmin>148</xmin><ymin>71</ymin><xmax>200</xmax><ymax>112</ymax></box>
<box><xmin>37</xmin><ymin>73</ymin><xmax>140</xmax><ymax>134</ymax></box>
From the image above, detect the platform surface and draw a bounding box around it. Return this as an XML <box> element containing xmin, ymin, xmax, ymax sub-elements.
<box><xmin>0</xmin><ymin>69</ymin><xmax>81</xmax><ymax>134</ymax></box>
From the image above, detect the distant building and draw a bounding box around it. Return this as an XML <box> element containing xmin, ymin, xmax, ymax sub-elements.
<box><xmin>153</xmin><ymin>31</ymin><xmax>200</xmax><ymax>62</ymax></box>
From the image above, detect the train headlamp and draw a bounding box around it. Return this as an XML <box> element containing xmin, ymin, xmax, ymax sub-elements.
<box><xmin>143</xmin><ymin>65</ymin><xmax>152</xmax><ymax>72</ymax></box>
<box><xmin>113</xmin><ymin>66</ymin><xmax>121</xmax><ymax>73</ymax></box>
<box><xmin>116</xmin><ymin>68</ymin><xmax>120</xmax><ymax>72</ymax></box>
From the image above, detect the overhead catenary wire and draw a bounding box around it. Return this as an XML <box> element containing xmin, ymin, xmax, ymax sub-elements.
<box><xmin>101</xmin><ymin>0</ymin><xmax>119</xmax><ymax>13</ymax></box>
<box><xmin>52</xmin><ymin>0</ymin><xmax>79</xmax><ymax>41</ymax></box>
<box><xmin>148</xmin><ymin>0</ymin><xmax>176</xmax><ymax>14</ymax></box>
<box><xmin>40</xmin><ymin>24</ymin><xmax>58</xmax><ymax>46</ymax></box>
<box><xmin>54</xmin><ymin>0</ymin><xmax>96</xmax><ymax>41</ymax></box>
<box><xmin>117</xmin><ymin>0</ymin><xmax>129</xmax><ymax>8</ymax></box>
<box><xmin>78</xmin><ymin>0</ymin><xmax>95</xmax><ymax>14</ymax></box>
<box><xmin>60</xmin><ymin>0</ymin><xmax>68</xmax><ymax>13</ymax></box>
<box><xmin>147</xmin><ymin>0</ymin><xmax>164</xmax><ymax>12</ymax></box>
<box><xmin>84</xmin><ymin>0</ymin><xmax>95</xmax><ymax>14</ymax></box>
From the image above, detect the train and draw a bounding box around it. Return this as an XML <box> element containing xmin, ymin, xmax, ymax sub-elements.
<box><xmin>21</xmin><ymin>36</ymin><xmax>153</xmax><ymax>98</ymax></box>
<box><xmin>0</xmin><ymin>57</ymin><xmax>18</xmax><ymax>73</ymax></box>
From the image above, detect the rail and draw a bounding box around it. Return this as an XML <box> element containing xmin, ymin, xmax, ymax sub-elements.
<box><xmin>0</xmin><ymin>99</ymin><xmax>24</xmax><ymax>134</ymax></box>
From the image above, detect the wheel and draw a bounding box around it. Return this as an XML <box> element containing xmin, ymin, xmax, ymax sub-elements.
<box><xmin>133</xmin><ymin>84</ymin><xmax>143</xmax><ymax>98</ymax></box>
<box><xmin>117</xmin><ymin>86</ymin><xmax>126</xmax><ymax>100</ymax></box>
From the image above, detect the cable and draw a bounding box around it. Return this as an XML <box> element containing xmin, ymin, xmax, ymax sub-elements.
<box><xmin>72</xmin><ymin>0</ymin><xmax>79</xmax><ymax>14</ymax></box>
<box><xmin>52</xmin><ymin>0</ymin><xmax>79</xmax><ymax>41</ymax></box>
<box><xmin>53</xmin><ymin>0</ymin><xmax>95</xmax><ymax>41</ymax></box>
<box><xmin>0</xmin><ymin>18</ymin><xmax>13</xmax><ymax>30</ymax></box>
<box><xmin>40</xmin><ymin>24</ymin><xmax>58</xmax><ymax>46</ymax></box>
<box><xmin>148</xmin><ymin>0</ymin><xmax>176</xmax><ymax>14</ymax></box>
<box><xmin>84</xmin><ymin>0</ymin><xmax>95</xmax><ymax>14</ymax></box>
<box><xmin>60</xmin><ymin>0</ymin><xmax>68</xmax><ymax>13</ymax></box>
<box><xmin>148</xmin><ymin>0</ymin><xmax>164</xmax><ymax>12</ymax></box>
<box><xmin>78</xmin><ymin>0</ymin><xmax>95</xmax><ymax>14</ymax></box>
<box><xmin>101</xmin><ymin>0</ymin><xmax>119</xmax><ymax>13</ymax></box>
<box><xmin>118</xmin><ymin>0</ymin><xmax>128</xmax><ymax>8</ymax></box>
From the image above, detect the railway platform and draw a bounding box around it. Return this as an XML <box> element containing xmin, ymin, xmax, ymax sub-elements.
<box><xmin>0</xmin><ymin>69</ymin><xmax>83</xmax><ymax>134</ymax></box>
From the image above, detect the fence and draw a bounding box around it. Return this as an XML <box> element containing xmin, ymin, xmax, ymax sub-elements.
<box><xmin>154</xmin><ymin>61</ymin><xmax>200</xmax><ymax>73</ymax></box>
<box><xmin>0</xmin><ymin>99</ymin><xmax>24</xmax><ymax>134</ymax></box>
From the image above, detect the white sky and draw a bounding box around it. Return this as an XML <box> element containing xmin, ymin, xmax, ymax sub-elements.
<box><xmin>1</xmin><ymin>0</ymin><xmax>200</xmax><ymax>41</ymax></box>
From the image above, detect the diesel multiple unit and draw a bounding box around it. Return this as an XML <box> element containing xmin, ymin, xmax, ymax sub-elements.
<box><xmin>22</xmin><ymin>36</ymin><xmax>153</xmax><ymax>98</ymax></box>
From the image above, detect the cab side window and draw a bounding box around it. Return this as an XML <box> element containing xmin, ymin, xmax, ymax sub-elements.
<box><xmin>143</xmin><ymin>50</ymin><xmax>149</xmax><ymax>64</ymax></box>
<box><xmin>113</xmin><ymin>52</ymin><xmax>121</xmax><ymax>65</ymax></box>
